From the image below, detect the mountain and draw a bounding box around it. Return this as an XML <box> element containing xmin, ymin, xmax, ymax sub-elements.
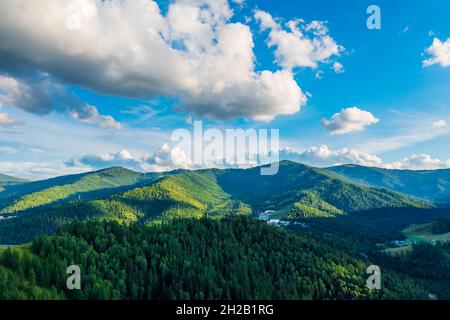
<box><xmin>216</xmin><ymin>161</ymin><xmax>430</xmax><ymax>218</ymax></box>
<box><xmin>0</xmin><ymin>174</ymin><xmax>27</xmax><ymax>192</ymax></box>
<box><xmin>0</xmin><ymin>161</ymin><xmax>430</xmax><ymax>244</ymax></box>
<box><xmin>328</xmin><ymin>164</ymin><xmax>450</xmax><ymax>205</ymax></box>
<box><xmin>1</xmin><ymin>162</ymin><xmax>450</xmax><ymax>300</ymax></box>
<box><xmin>0</xmin><ymin>167</ymin><xmax>159</xmax><ymax>214</ymax></box>
<box><xmin>0</xmin><ymin>171</ymin><xmax>251</xmax><ymax>243</ymax></box>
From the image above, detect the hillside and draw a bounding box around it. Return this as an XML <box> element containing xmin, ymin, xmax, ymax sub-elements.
<box><xmin>0</xmin><ymin>171</ymin><xmax>251</xmax><ymax>244</ymax></box>
<box><xmin>0</xmin><ymin>217</ymin><xmax>431</xmax><ymax>300</ymax></box>
<box><xmin>0</xmin><ymin>167</ymin><xmax>159</xmax><ymax>214</ymax></box>
<box><xmin>328</xmin><ymin>165</ymin><xmax>450</xmax><ymax>205</ymax></box>
<box><xmin>0</xmin><ymin>161</ymin><xmax>433</xmax><ymax>244</ymax></box>
<box><xmin>216</xmin><ymin>161</ymin><xmax>430</xmax><ymax>219</ymax></box>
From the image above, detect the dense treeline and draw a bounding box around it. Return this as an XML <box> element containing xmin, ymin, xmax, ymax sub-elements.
<box><xmin>432</xmin><ymin>217</ymin><xmax>450</xmax><ymax>234</ymax></box>
<box><xmin>0</xmin><ymin>217</ymin><xmax>431</xmax><ymax>300</ymax></box>
<box><xmin>372</xmin><ymin>242</ymin><xmax>450</xmax><ymax>299</ymax></box>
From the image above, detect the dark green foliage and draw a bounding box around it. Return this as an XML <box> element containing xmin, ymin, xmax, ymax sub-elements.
<box><xmin>0</xmin><ymin>217</ymin><xmax>431</xmax><ymax>300</ymax></box>
<box><xmin>431</xmin><ymin>216</ymin><xmax>450</xmax><ymax>234</ymax></box>
<box><xmin>373</xmin><ymin>243</ymin><xmax>450</xmax><ymax>299</ymax></box>
<box><xmin>307</xmin><ymin>207</ymin><xmax>450</xmax><ymax>243</ymax></box>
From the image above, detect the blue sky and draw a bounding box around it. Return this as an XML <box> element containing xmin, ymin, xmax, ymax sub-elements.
<box><xmin>0</xmin><ymin>0</ymin><xmax>449</xmax><ymax>179</ymax></box>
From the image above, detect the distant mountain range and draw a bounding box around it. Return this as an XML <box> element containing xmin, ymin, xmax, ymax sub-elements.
<box><xmin>1</xmin><ymin>161</ymin><xmax>450</xmax><ymax>300</ymax></box>
<box><xmin>0</xmin><ymin>174</ymin><xmax>28</xmax><ymax>192</ymax></box>
<box><xmin>328</xmin><ymin>164</ymin><xmax>450</xmax><ymax>205</ymax></box>
<box><xmin>0</xmin><ymin>160</ymin><xmax>439</xmax><ymax>244</ymax></box>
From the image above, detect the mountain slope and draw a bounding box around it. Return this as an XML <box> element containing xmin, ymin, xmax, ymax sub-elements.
<box><xmin>328</xmin><ymin>164</ymin><xmax>450</xmax><ymax>205</ymax></box>
<box><xmin>0</xmin><ymin>171</ymin><xmax>251</xmax><ymax>243</ymax></box>
<box><xmin>216</xmin><ymin>161</ymin><xmax>430</xmax><ymax>219</ymax></box>
<box><xmin>0</xmin><ymin>161</ymin><xmax>432</xmax><ymax>244</ymax></box>
<box><xmin>0</xmin><ymin>167</ymin><xmax>159</xmax><ymax>214</ymax></box>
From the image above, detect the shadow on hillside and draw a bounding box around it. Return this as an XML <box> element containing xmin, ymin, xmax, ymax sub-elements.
<box><xmin>306</xmin><ymin>207</ymin><xmax>450</xmax><ymax>243</ymax></box>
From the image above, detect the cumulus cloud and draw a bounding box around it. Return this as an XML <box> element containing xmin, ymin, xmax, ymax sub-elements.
<box><xmin>254</xmin><ymin>10</ymin><xmax>344</xmax><ymax>70</ymax></box>
<box><xmin>0</xmin><ymin>0</ymin><xmax>316</xmax><ymax>122</ymax></box>
<box><xmin>423</xmin><ymin>37</ymin><xmax>450</xmax><ymax>68</ymax></box>
<box><xmin>433</xmin><ymin>120</ymin><xmax>447</xmax><ymax>128</ymax></box>
<box><xmin>65</xmin><ymin>149</ymin><xmax>141</xmax><ymax>170</ymax></box>
<box><xmin>0</xmin><ymin>75</ymin><xmax>121</xmax><ymax>129</ymax></box>
<box><xmin>321</xmin><ymin>107</ymin><xmax>379</xmax><ymax>135</ymax></box>
<box><xmin>280</xmin><ymin>145</ymin><xmax>382</xmax><ymax>167</ymax></box>
<box><xmin>0</xmin><ymin>75</ymin><xmax>53</xmax><ymax>115</ymax></box>
<box><xmin>384</xmin><ymin>154</ymin><xmax>450</xmax><ymax>170</ymax></box>
<box><xmin>65</xmin><ymin>144</ymin><xmax>193</xmax><ymax>173</ymax></box>
<box><xmin>143</xmin><ymin>143</ymin><xmax>192</xmax><ymax>172</ymax></box>
<box><xmin>71</xmin><ymin>104</ymin><xmax>122</xmax><ymax>130</ymax></box>
<box><xmin>280</xmin><ymin>145</ymin><xmax>450</xmax><ymax>170</ymax></box>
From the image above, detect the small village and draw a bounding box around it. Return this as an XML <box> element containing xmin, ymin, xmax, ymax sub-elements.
<box><xmin>257</xmin><ymin>210</ymin><xmax>308</xmax><ymax>228</ymax></box>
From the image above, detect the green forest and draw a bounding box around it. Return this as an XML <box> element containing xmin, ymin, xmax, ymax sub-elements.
<box><xmin>1</xmin><ymin>161</ymin><xmax>450</xmax><ymax>300</ymax></box>
<box><xmin>0</xmin><ymin>217</ymin><xmax>440</xmax><ymax>300</ymax></box>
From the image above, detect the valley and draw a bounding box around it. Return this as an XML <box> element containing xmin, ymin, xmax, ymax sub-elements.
<box><xmin>1</xmin><ymin>160</ymin><xmax>450</xmax><ymax>300</ymax></box>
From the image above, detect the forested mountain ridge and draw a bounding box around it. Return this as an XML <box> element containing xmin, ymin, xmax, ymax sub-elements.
<box><xmin>1</xmin><ymin>162</ymin><xmax>450</xmax><ymax>300</ymax></box>
<box><xmin>216</xmin><ymin>161</ymin><xmax>430</xmax><ymax>218</ymax></box>
<box><xmin>328</xmin><ymin>164</ymin><xmax>450</xmax><ymax>205</ymax></box>
<box><xmin>0</xmin><ymin>161</ymin><xmax>433</xmax><ymax>244</ymax></box>
<box><xmin>0</xmin><ymin>171</ymin><xmax>251</xmax><ymax>244</ymax></box>
<box><xmin>0</xmin><ymin>167</ymin><xmax>159</xmax><ymax>214</ymax></box>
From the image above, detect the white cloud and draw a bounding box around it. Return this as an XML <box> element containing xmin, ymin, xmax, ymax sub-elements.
<box><xmin>0</xmin><ymin>75</ymin><xmax>52</xmax><ymax>115</ymax></box>
<box><xmin>280</xmin><ymin>145</ymin><xmax>382</xmax><ymax>167</ymax></box>
<box><xmin>254</xmin><ymin>10</ymin><xmax>344</xmax><ymax>70</ymax></box>
<box><xmin>0</xmin><ymin>0</ymin><xmax>314</xmax><ymax>122</ymax></box>
<box><xmin>0</xmin><ymin>75</ymin><xmax>121</xmax><ymax>129</ymax></box>
<box><xmin>384</xmin><ymin>154</ymin><xmax>450</xmax><ymax>170</ymax></box>
<box><xmin>332</xmin><ymin>61</ymin><xmax>344</xmax><ymax>73</ymax></box>
<box><xmin>321</xmin><ymin>107</ymin><xmax>379</xmax><ymax>135</ymax></box>
<box><xmin>71</xmin><ymin>104</ymin><xmax>122</xmax><ymax>130</ymax></box>
<box><xmin>423</xmin><ymin>37</ymin><xmax>450</xmax><ymax>68</ymax></box>
<box><xmin>433</xmin><ymin>120</ymin><xmax>447</xmax><ymax>128</ymax></box>
<box><xmin>143</xmin><ymin>143</ymin><xmax>193</xmax><ymax>172</ymax></box>
<box><xmin>0</xmin><ymin>161</ymin><xmax>89</xmax><ymax>180</ymax></box>
<box><xmin>280</xmin><ymin>145</ymin><xmax>450</xmax><ymax>171</ymax></box>
<box><xmin>65</xmin><ymin>144</ymin><xmax>193</xmax><ymax>173</ymax></box>
<box><xmin>65</xmin><ymin>149</ymin><xmax>141</xmax><ymax>171</ymax></box>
